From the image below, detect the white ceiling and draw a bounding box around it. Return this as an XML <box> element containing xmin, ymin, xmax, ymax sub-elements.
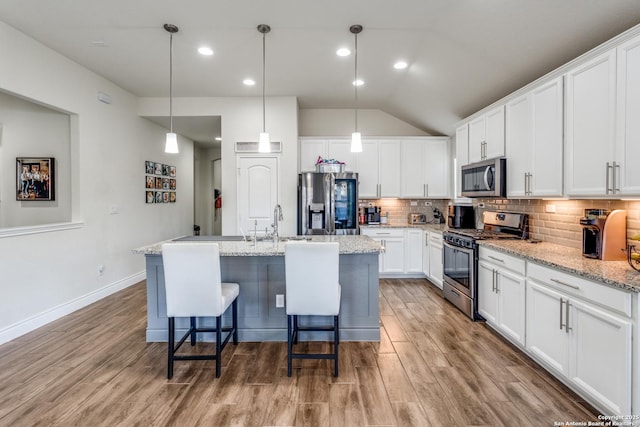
<box><xmin>2</xmin><ymin>0</ymin><xmax>640</xmax><ymax>146</ymax></box>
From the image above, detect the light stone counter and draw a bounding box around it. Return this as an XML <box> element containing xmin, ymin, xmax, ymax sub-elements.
<box><xmin>133</xmin><ymin>235</ymin><xmax>382</xmax><ymax>256</ymax></box>
<box><xmin>360</xmin><ymin>223</ymin><xmax>447</xmax><ymax>233</ymax></box>
<box><xmin>479</xmin><ymin>240</ymin><xmax>640</xmax><ymax>292</ymax></box>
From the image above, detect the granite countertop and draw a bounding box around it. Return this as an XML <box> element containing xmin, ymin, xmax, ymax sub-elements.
<box><xmin>360</xmin><ymin>223</ymin><xmax>447</xmax><ymax>233</ymax></box>
<box><xmin>479</xmin><ymin>240</ymin><xmax>640</xmax><ymax>293</ymax></box>
<box><xmin>133</xmin><ymin>235</ymin><xmax>382</xmax><ymax>256</ymax></box>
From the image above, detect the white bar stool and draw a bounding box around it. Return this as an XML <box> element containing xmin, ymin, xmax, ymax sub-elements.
<box><xmin>161</xmin><ymin>242</ymin><xmax>239</xmax><ymax>378</ymax></box>
<box><xmin>284</xmin><ymin>241</ymin><xmax>341</xmax><ymax>377</ymax></box>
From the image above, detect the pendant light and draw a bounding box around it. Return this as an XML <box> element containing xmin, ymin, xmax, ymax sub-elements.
<box><xmin>350</xmin><ymin>25</ymin><xmax>363</xmax><ymax>153</ymax></box>
<box><xmin>164</xmin><ymin>23</ymin><xmax>179</xmax><ymax>153</ymax></box>
<box><xmin>257</xmin><ymin>24</ymin><xmax>271</xmax><ymax>153</ymax></box>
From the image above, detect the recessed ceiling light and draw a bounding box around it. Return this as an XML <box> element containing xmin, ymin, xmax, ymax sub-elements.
<box><xmin>198</xmin><ymin>46</ymin><xmax>214</xmax><ymax>56</ymax></box>
<box><xmin>336</xmin><ymin>48</ymin><xmax>351</xmax><ymax>57</ymax></box>
<box><xmin>215</xmin><ymin>137</ymin><xmax>222</xmax><ymax>141</ymax></box>
<box><xmin>91</xmin><ymin>41</ymin><xmax>108</xmax><ymax>47</ymax></box>
<box><xmin>394</xmin><ymin>61</ymin><xmax>408</xmax><ymax>70</ymax></box>
<box><xmin>243</xmin><ymin>79</ymin><xmax>256</xmax><ymax>86</ymax></box>
<box><xmin>352</xmin><ymin>79</ymin><xmax>364</xmax><ymax>86</ymax></box>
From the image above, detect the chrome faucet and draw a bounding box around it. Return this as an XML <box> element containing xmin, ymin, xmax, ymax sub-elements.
<box><xmin>272</xmin><ymin>204</ymin><xmax>283</xmax><ymax>241</ymax></box>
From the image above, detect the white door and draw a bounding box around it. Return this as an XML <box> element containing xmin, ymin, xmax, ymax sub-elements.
<box><xmin>477</xmin><ymin>261</ymin><xmax>497</xmax><ymax>324</ymax></box>
<box><xmin>237</xmin><ymin>156</ymin><xmax>278</xmax><ymax>236</ymax></box>
<box><xmin>616</xmin><ymin>34</ymin><xmax>640</xmax><ymax>195</ymax></box>
<box><xmin>569</xmin><ymin>299</ymin><xmax>632</xmax><ymax>415</ymax></box>
<box><xmin>496</xmin><ymin>269</ymin><xmax>526</xmax><ymax>346</ymax></box>
<box><xmin>565</xmin><ymin>50</ymin><xmax>616</xmax><ymax>196</ymax></box>
<box><xmin>526</xmin><ymin>280</ymin><xmax>570</xmax><ymax>377</ymax></box>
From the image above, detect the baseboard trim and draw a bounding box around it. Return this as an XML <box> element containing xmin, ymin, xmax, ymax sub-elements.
<box><xmin>0</xmin><ymin>271</ymin><xmax>145</xmax><ymax>345</ymax></box>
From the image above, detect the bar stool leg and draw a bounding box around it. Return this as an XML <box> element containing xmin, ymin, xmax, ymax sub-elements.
<box><xmin>232</xmin><ymin>299</ymin><xmax>238</xmax><ymax>345</ymax></box>
<box><xmin>190</xmin><ymin>317</ymin><xmax>196</xmax><ymax>346</ymax></box>
<box><xmin>168</xmin><ymin>317</ymin><xmax>175</xmax><ymax>379</ymax></box>
<box><xmin>215</xmin><ymin>316</ymin><xmax>222</xmax><ymax>378</ymax></box>
<box><xmin>334</xmin><ymin>315</ymin><xmax>339</xmax><ymax>377</ymax></box>
<box><xmin>287</xmin><ymin>315</ymin><xmax>293</xmax><ymax>377</ymax></box>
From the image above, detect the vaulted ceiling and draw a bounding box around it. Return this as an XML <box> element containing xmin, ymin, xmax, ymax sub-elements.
<box><xmin>2</xmin><ymin>0</ymin><xmax>640</xmax><ymax>144</ymax></box>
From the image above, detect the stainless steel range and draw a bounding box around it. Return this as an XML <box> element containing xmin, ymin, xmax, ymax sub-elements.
<box><xmin>442</xmin><ymin>211</ymin><xmax>529</xmax><ymax>320</ymax></box>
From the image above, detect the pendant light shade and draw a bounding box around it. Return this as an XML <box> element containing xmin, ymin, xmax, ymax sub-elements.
<box><xmin>350</xmin><ymin>25</ymin><xmax>363</xmax><ymax>153</ymax></box>
<box><xmin>164</xmin><ymin>23</ymin><xmax>179</xmax><ymax>154</ymax></box>
<box><xmin>258</xmin><ymin>24</ymin><xmax>271</xmax><ymax>153</ymax></box>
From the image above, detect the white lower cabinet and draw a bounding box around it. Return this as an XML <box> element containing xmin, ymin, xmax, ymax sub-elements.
<box><xmin>526</xmin><ymin>263</ymin><xmax>632</xmax><ymax>416</ymax></box>
<box><xmin>478</xmin><ymin>248</ymin><xmax>526</xmax><ymax>346</ymax></box>
<box><xmin>422</xmin><ymin>230</ymin><xmax>430</xmax><ymax>277</ymax></box>
<box><xmin>404</xmin><ymin>229</ymin><xmax>423</xmax><ymax>274</ymax></box>
<box><xmin>427</xmin><ymin>231</ymin><xmax>443</xmax><ymax>289</ymax></box>
<box><xmin>360</xmin><ymin>228</ymin><xmax>405</xmax><ymax>274</ymax></box>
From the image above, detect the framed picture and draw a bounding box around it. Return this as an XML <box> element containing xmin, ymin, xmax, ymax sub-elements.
<box><xmin>16</xmin><ymin>157</ymin><xmax>55</xmax><ymax>201</ymax></box>
<box><xmin>145</xmin><ymin>160</ymin><xmax>176</xmax><ymax>205</ymax></box>
<box><xmin>145</xmin><ymin>161</ymin><xmax>155</xmax><ymax>174</ymax></box>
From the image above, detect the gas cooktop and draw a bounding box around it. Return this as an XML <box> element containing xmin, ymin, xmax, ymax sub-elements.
<box><xmin>445</xmin><ymin>229</ymin><xmax>523</xmax><ymax>240</ymax></box>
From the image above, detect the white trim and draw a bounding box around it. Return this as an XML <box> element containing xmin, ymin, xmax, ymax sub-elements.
<box><xmin>0</xmin><ymin>221</ymin><xmax>84</xmax><ymax>238</ymax></box>
<box><xmin>0</xmin><ymin>271</ymin><xmax>144</xmax><ymax>345</ymax></box>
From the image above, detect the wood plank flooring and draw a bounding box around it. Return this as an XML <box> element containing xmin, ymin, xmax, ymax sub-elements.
<box><xmin>0</xmin><ymin>279</ymin><xmax>600</xmax><ymax>426</ymax></box>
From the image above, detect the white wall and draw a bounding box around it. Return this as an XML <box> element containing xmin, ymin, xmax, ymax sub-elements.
<box><xmin>0</xmin><ymin>20</ymin><xmax>194</xmax><ymax>343</ymax></box>
<box><xmin>0</xmin><ymin>91</ymin><xmax>71</xmax><ymax>227</ymax></box>
<box><xmin>138</xmin><ymin>96</ymin><xmax>299</xmax><ymax>236</ymax></box>
<box><xmin>299</xmin><ymin>108</ymin><xmax>430</xmax><ymax>136</ymax></box>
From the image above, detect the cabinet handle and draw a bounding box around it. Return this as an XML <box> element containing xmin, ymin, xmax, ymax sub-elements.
<box><xmin>565</xmin><ymin>301</ymin><xmax>572</xmax><ymax>333</ymax></box>
<box><xmin>376</xmin><ymin>183</ymin><xmax>381</xmax><ymax>198</ymax></box>
<box><xmin>606</xmin><ymin>162</ymin><xmax>612</xmax><ymax>194</ymax></box>
<box><xmin>495</xmin><ymin>271</ymin><xmax>499</xmax><ymax>293</ymax></box>
<box><xmin>488</xmin><ymin>255</ymin><xmax>504</xmax><ymax>263</ymax></box>
<box><xmin>550</xmin><ymin>278</ymin><xmax>580</xmax><ymax>290</ymax></box>
<box><xmin>559</xmin><ymin>298</ymin><xmax>565</xmax><ymax>330</ymax></box>
<box><xmin>425</xmin><ymin>183</ymin><xmax>429</xmax><ymax>197</ymax></box>
<box><xmin>613</xmin><ymin>161</ymin><xmax>620</xmax><ymax>194</ymax></box>
<box><xmin>491</xmin><ymin>269</ymin><xmax>496</xmax><ymax>292</ymax></box>
<box><xmin>524</xmin><ymin>173</ymin><xmax>528</xmax><ymax>195</ymax></box>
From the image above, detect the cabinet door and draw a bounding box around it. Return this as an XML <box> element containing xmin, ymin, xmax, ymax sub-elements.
<box><xmin>526</xmin><ymin>280</ymin><xmax>570</xmax><ymax>377</ymax></box>
<box><xmin>616</xmin><ymin>34</ymin><xmax>640</xmax><ymax>195</ymax></box>
<box><xmin>299</xmin><ymin>139</ymin><xmax>327</xmax><ymax>172</ymax></box>
<box><xmin>455</xmin><ymin>124</ymin><xmax>469</xmax><ymax>198</ymax></box>
<box><xmin>328</xmin><ymin>139</ymin><xmax>357</xmax><ymax>172</ymax></box>
<box><xmin>383</xmin><ymin>237</ymin><xmax>405</xmax><ymax>273</ymax></box>
<box><xmin>496</xmin><ymin>269</ymin><xmax>526</xmax><ymax>346</ymax></box>
<box><xmin>531</xmin><ymin>77</ymin><xmax>564</xmax><ymax>197</ymax></box>
<box><xmin>358</xmin><ymin>140</ymin><xmax>379</xmax><ymax>198</ymax></box>
<box><xmin>505</xmin><ymin>94</ymin><xmax>531</xmax><ymax>197</ymax></box>
<box><xmin>428</xmin><ymin>236</ymin><xmax>443</xmax><ymax>289</ymax></box>
<box><xmin>423</xmin><ymin>138</ymin><xmax>450</xmax><ymax>198</ymax></box>
<box><xmin>468</xmin><ymin>116</ymin><xmax>486</xmax><ymax>163</ymax></box>
<box><xmin>404</xmin><ymin>229</ymin><xmax>423</xmax><ymax>273</ymax></box>
<box><xmin>401</xmin><ymin>140</ymin><xmax>426</xmax><ymax>198</ymax></box>
<box><xmin>565</xmin><ymin>50</ymin><xmax>616</xmax><ymax>196</ymax></box>
<box><xmin>477</xmin><ymin>261</ymin><xmax>498</xmax><ymax>324</ymax></box>
<box><xmin>378</xmin><ymin>140</ymin><xmax>402</xmax><ymax>197</ymax></box>
<box><xmin>422</xmin><ymin>231</ymin><xmax>430</xmax><ymax>277</ymax></box>
<box><xmin>485</xmin><ymin>105</ymin><xmax>505</xmax><ymax>160</ymax></box>
<box><xmin>569</xmin><ymin>299</ymin><xmax>632</xmax><ymax>415</ymax></box>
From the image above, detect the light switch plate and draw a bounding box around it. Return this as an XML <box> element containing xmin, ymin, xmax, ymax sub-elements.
<box><xmin>276</xmin><ymin>294</ymin><xmax>285</xmax><ymax>308</ymax></box>
<box><xmin>546</xmin><ymin>204</ymin><xmax>556</xmax><ymax>213</ymax></box>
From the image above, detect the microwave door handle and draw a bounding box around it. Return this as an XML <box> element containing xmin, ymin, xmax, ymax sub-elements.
<box><xmin>483</xmin><ymin>166</ymin><xmax>492</xmax><ymax>190</ymax></box>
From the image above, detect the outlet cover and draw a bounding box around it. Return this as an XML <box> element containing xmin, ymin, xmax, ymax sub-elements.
<box><xmin>275</xmin><ymin>294</ymin><xmax>285</xmax><ymax>308</ymax></box>
<box><xmin>410</xmin><ymin>201</ymin><xmax>418</xmax><ymax>206</ymax></box>
<box><xmin>424</xmin><ymin>201</ymin><xmax>432</xmax><ymax>207</ymax></box>
<box><xmin>546</xmin><ymin>204</ymin><xmax>557</xmax><ymax>213</ymax></box>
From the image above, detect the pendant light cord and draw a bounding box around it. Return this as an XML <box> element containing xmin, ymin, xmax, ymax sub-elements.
<box><xmin>262</xmin><ymin>30</ymin><xmax>266</xmax><ymax>133</ymax></box>
<box><xmin>169</xmin><ymin>31</ymin><xmax>174</xmax><ymax>133</ymax></box>
<box><xmin>354</xmin><ymin>31</ymin><xmax>358</xmax><ymax>132</ymax></box>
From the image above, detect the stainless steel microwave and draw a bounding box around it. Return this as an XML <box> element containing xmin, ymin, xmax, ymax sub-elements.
<box><xmin>461</xmin><ymin>158</ymin><xmax>506</xmax><ymax>198</ymax></box>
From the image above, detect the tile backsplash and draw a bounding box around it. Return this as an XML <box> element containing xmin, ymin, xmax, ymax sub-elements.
<box><xmin>360</xmin><ymin>198</ymin><xmax>640</xmax><ymax>250</ymax></box>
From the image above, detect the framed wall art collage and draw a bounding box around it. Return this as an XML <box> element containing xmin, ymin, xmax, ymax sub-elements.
<box><xmin>145</xmin><ymin>161</ymin><xmax>176</xmax><ymax>204</ymax></box>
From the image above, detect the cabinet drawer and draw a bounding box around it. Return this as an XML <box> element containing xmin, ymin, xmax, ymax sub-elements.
<box><xmin>479</xmin><ymin>247</ymin><xmax>525</xmax><ymax>276</ymax></box>
<box><xmin>428</xmin><ymin>231</ymin><xmax>443</xmax><ymax>244</ymax></box>
<box><xmin>361</xmin><ymin>228</ymin><xmax>405</xmax><ymax>238</ymax></box>
<box><xmin>527</xmin><ymin>262</ymin><xmax>632</xmax><ymax>317</ymax></box>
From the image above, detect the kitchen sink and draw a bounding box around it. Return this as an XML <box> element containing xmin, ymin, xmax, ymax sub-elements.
<box><xmin>173</xmin><ymin>235</ymin><xmax>246</xmax><ymax>242</ymax></box>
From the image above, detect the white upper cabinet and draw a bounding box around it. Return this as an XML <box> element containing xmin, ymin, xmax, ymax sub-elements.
<box><xmin>378</xmin><ymin>140</ymin><xmax>402</xmax><ymax>198</ymax></box>
<box><xmin>357</xmin><ymin>140</ymin><xmax>380</xmax><ymax>198</ymax></box>
<box><xmin>506</xmin><ymin>77</ymin><xmax>564</xmax><ymax>197</ymax></box>
<box><xmin>469</xmin><ymin>105</ymin><xmax>505</xmax><ymax>163</ymax></box>
<box><xmin>616</xmin><ymin>33</ymin><xmax>640</xmax><ymax>195</ymax></box>
<box><xmin>455</xmin><ymin>124</ymin><xmax>469</xmax><ymax>198</ymax></box>
<box><xmin>401</xmin><ymin>138</ymin><xmax>450</xmax><ymax>198</ymax></box>
<box><xmin>565</xmin><ymin>49</ymin><xmax>617</xmax><ymax>196</ymax></box>
<box><xmin>328</xmin><ymin>139</ymin><xmax>357</xmax><ymax>172</ymax></box>
<box><xmin>299</xmin><ymin>138</ymin><xmax>327</xmax><ymax>172</ymax></box>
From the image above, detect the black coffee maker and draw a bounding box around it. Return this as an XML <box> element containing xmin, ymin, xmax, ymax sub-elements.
<box><xmin>361</xmin><ymin>206</ymin><xmax>380</xmax><ymax>225</ymax></box>
<box><xmin>580</xmin><ymin>209</ymin><xmax>627</xmax><ymax>260</ymax></box>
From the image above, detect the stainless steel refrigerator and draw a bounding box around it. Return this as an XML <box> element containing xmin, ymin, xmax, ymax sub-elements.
<box><xmin>297</xmin><ymin>172</ymin><xmax>359</xmax><ymax>235</ymax></box>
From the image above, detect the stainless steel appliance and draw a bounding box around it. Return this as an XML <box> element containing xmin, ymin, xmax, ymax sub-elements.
<box><xmin>361</xmin><ymin>206</ymin><xmax>381</xmax><ymax>225</ymax></box>
<box><xmin>461</xmin><ymin>158</ymin><xmax>506</xmax><ymax>198</ymax></box>
<box><xmin>442</xmin><ymin>211</ymin><xmax>529</xmax><ymax>320</ymax></box>
<box><xmin>298</xmin><ymin>172</ymin><xmax>359</xmax><ymax>235</ymax></box>
<box><xmin>580</xmin><ymin>209</ymin><xmax>627</xmax><ymax>260</ymax></box>
<box><xmin>447</xmin><ymin>205</ymin><xmax>475</xmax><ymax>229</ymax></box>
<box><xmin>408</xmin><ymin>213</ymin><xmax>427</xmax><ymax>224</ymax></box>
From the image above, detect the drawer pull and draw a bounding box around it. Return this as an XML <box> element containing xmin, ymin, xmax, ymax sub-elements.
<box><xmin>550</xmin><ymin>278</ymin><xmax>580</xmax><ymax>290</ymax></box>
<box><xmin>488</xmin><ymin>255</ymin><xmax>505</xmax><ymax>263</ymax></box>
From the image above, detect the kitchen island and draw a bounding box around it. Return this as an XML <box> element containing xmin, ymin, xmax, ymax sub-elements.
<box><xmin>134</xmin><ymin>235</ymin><xmax>381</xmax><ymax>342</ymax></box>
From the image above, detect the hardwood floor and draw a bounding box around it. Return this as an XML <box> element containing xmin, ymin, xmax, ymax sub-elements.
<box><xmin>0</xmin><ymin>279</ymin><xmax>600</xmax><ymax>426</ymax></box>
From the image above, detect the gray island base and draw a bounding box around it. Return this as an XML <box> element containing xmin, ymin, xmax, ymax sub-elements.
<box><xmin>134</xmin><ymin>236</ymin><xmax>381</xmax><ymax>342</ymax></box>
